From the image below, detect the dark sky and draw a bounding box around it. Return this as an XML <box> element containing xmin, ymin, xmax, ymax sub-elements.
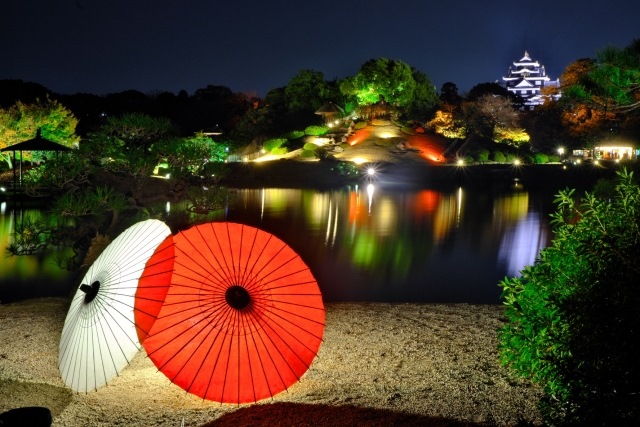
<box><xmin>2</xmin><ymin>0</ymin><xmax>639</xmax><ymax>97</ymax></box>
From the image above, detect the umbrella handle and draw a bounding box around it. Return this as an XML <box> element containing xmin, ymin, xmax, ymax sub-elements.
<box><xmin>225</xmin><ymin>285</ymin><xmax>251</xmax><ymax>310</ymax></box>
<box><xmin>80</xmin><ymin>281</ymin><xmax>101</xmax><ymax>304</ymax></box>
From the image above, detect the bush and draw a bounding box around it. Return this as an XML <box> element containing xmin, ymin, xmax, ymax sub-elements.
<box><xmin>499</xmin><ymin>169</ymin><xmax>640</xmax><ymax>426</ymax></box>
<box><xmin>271</xmin><ymin>147</ymin><xmax>288</xmax><ymax>155</ymax></box>
<box><xmin>300</xmin><ymin>150</ymin><xmax>316</xmax><ymax>159</ymax></box>
<box><xmin>332</xmin><ymin>161</ymin><xmax>359</xmax><ymax>176</ymax></box>
<box><xmin>533</xmin><ymin>153</ymin><xmax>549</xmax><ymax>164</ymax></box>
<box><xmin>285</xmin><ymin>130</ymin><xmax>305</xmax><ymax>140</ymax></box>
<box><xmin>303</xmin><ymin>142</ymin><xmax>318</xmax><ymax>151</ymax></box>
<box><xmin>492</xmin><ymin>151</ymin><xmax>506</xmax><ymax>163</ymax></box>
<box><xmin>304</xmin><ymin>125</ymin><xmax>329</xmax><ymax>136</ymax></box>
<box><xmin>263</xmin><ymin>138</ymin><xmax>287</xmax><ymax>152</ymax></box>
<box><xmin>476</xmin><ymin>148</ymin><xmax>490</xmax><ymax>163</ymax></box>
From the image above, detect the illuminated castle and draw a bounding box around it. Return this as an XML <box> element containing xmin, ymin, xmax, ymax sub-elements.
<box><xmin>502</xmin><ymin>51</ymin><xmax>561</xmax><ymax>108</ymax></box>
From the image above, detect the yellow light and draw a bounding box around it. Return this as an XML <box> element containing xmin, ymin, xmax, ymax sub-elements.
<box><xmin>352</xmin><ymin>157</ymin><xmax>368</xmax><ymax>165</ymax></box>
<box><xmin>379</xmin><ymin>132</ymin><xmax>394</xmax><ymax>139</ymax></box>
<box><xmin>457</xmin><ymin>159</ymin><xmax>464</xmax><ymax>166</ymax></box>
<box><xmin>513</xmin><ymin>159</ymin><xmax>521</xmax><ymax>166</ymax></box>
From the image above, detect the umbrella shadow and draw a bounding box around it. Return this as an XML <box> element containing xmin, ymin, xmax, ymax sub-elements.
<box><xmin>201</xmin><ymin>402</ymin><xmax>486</xmax><ymax>426</ymax></box>
<box><xmin>0</xmin><ymin>379</ymin><xmax>73</xmax><ymax>420</ymax></box>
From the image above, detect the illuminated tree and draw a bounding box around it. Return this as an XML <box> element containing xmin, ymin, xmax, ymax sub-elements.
<box><xmin>339</xmin><ymin>58</ymin><xmax>416</xmax><ymax>108</ymax></box>
<box><xmin>84</xmin><ymin>112</ymin><xmax>176</xmax><ymax>178</ymax></box>
<box><xmin>0</xmin><ymin>97</ymin><xmax>79</xmax><ymax>167</ymax></box>
<box><xmin>463</xmin><ymin>94</ymin><xmax>528</xmax><ymax>145</ymax></box>
<box><xmin>562</xmin><ymin>40</ymin><xmax>640</xmax><ymax>126</ymax></box>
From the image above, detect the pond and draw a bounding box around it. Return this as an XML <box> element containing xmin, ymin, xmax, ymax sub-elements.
<box><xmin>0</xmin><ymin>183</ymin><xmax>558</xmax><ymax>304</ymax></box>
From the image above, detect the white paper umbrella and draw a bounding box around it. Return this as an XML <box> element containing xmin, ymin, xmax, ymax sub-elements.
<box><xmin>59</xmin><ymin>219</ymin><xmax>171</xmax><ymax>392</ymax></box>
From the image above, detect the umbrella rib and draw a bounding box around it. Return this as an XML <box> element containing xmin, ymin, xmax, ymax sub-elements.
<box><xmin>192</xmin><ymin>304</ymin><xmax>237</xmax><ymax>401</ymax></box>
<box><xmin>244</xmin><ymin>306</ymin><xmax>291</xmax><ymax>395</ymax></box>
<box><xmin>243</xmin><ymin>309</ymin><xmax>279</xmax><ymax>401</ymax></box>
<box><xmin>208</xmin><ymin>223</ymin><xmax>237</xmax><ymax>286</ymax></box>
<box><xmin>187</xmin><ymin>224</ymin><xmax>232</xmax><ymax>287</ymax></box>
<box><xmin>252</xmin><ymin>298</ymin><xmax>326</xmax><ymax>337</ymax></box>
<box><xmin>250</xmin><ymin>296</ymin><xmax>325</xmax><ymax>357</ymax></box>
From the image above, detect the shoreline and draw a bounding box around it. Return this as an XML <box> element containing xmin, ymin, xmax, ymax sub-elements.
<box><xmin>221</xmin><ymin>161</ymin><xmax>617</xmax><ymax>192</ymax></box>
<box><xmin>1</xmin><ymin>298</ymin><xmax>542</xmax><ymax>426</ymax></box>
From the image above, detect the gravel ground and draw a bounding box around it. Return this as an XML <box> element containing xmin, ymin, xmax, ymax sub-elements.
<box><xmin>0</xmin><ymin>298</ymin><xmax>542</xmax><ymax>426</ymax></box>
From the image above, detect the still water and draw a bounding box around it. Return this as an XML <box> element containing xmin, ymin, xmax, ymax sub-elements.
<box><xmin>0</xmin><ymin>185</ymin><xmax>554</xmax><ymax>304</ymax></box>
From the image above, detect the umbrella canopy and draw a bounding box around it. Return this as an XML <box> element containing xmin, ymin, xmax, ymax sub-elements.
<box><xmin>136</xmin><ymin>222</ymin><xmax>325</xmax><ymax>404</ymax></box>
<box><xmin>59</xmin><ymin>219</ymin><xmax>171</xmax><ymax>393</ymax></box>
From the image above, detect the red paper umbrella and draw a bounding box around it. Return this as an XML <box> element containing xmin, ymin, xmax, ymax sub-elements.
<box><xmin>136</xmin><ymin>222</ymin><xmax>325</xmax><ymax>404</ymax></box>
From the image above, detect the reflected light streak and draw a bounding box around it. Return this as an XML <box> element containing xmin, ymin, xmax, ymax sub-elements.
<box><xmin>261</xmin><ymin>188</ymin><xmax>265</xmax><ymax>221</ymax></box>
<box><xmin>332</xmin><ymin>203</ymin><xmax>339</xmax><ymax>247</ymax></box>
<box><xmin>456</xmin><ymin>187</ymin><xmax>463</xmax><ymax>227</ymax></box>
<box><xmin>433</xmin><ymin>193</ymin><xmax>457</xmax><ymax>243</ymax></box>
<box><xmin>367</xmin><ymin>184</ymin><xmax>375</xmax><ymax>214</ymax></box>
<box><xmin>325</xmin><ymin>200</ymin><xmax>332</xmax><ymax>246</ymax></box>
<box><xmin>498</xmin><ymin>212</ymin><xmax>548</xmax><ymax>277</ymax></box>
<box><xmin>0</xmin><ymin>202</ymin><xmax>5</xmax><ymax>215</ymax></box>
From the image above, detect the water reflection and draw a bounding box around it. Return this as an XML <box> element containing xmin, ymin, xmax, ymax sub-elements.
<box><xmin>0</xmin><ymin>185</ymin><xmax>555</xmax><ymax>304</ymax></box>
<box><xmin>0</xmin><ymin>205</ymin><xmax>76</xmax><ymax>303</ymax></box>
<box><xmin>217</xmin><ymin>185</ymin><xmax>554</xmax><ymax>303</ymax></box>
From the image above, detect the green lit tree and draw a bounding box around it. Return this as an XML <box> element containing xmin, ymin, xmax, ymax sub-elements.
<box><xmin>499</xmin><ymin>169</ymin><xmax>640</xmax><ymax>425</ymax></box>
<box><xmin>83</xmin><ymin>112</ymin><xmax>176</xmax><ymax>178</ymax></box>
<box><xmin>0</xmin><ymin>97</ymin><xmax>79</xmax><ymax>167</ymax></box>
<box><xmin>339</xmin><ymin>58</ymin><xmax>416</xmax><ymax>108</ymax></box>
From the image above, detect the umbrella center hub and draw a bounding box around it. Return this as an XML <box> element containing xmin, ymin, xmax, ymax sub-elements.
<box><xmin>225</xmin><ymin>285</ymin><xmax>251</xmax><ymax>310</ymax></box>
<box><xmin>80</xmin><ymin>280</ymin><xmax>101</xmax><ymax>303</ymax></box>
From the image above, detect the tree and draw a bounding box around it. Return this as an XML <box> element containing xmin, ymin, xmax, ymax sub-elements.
<box><xmin>0</xmin><ymin>97</ymin><xmax>79</xmax><ymax>167</ymax></box>
<box><xmin>563</xmin><ymin>40</ymin><xmax>640</xmax><ymax>115</ymax></box>
<box><xmin>84</xmin><ymin>112</ymin><xmax>176</xmax><ymax>179</ymax></box>
<box><xmin>284</xmin><ymin>69</ymin><xmax>329</xmax><ymax>113</ymax></box>
<box><xmin>406</xmin><ymin>69</ymin><xmax>439</xmax><ymax>120</ymax></box>
<box><xmin>499</xmin><ymin>169</ymin><xmax>640</xmax><ymax>425</ymax></box>
<box><xmin>339</xmin><ymin>58</ymin><xmax>416</xmax><ymax>108</ymax></box>
<box><xmin>463</xmin><ymin>94</ymin><xmax>527</xmax><ymax>145</ymax></box>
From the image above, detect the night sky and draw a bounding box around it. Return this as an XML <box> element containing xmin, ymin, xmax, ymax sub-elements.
<box><xmin>2</xmin><ymin>0</ymin><xmax>639</xmax><ymax>97</ymax></box>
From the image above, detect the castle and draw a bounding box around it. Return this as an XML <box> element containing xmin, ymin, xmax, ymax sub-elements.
<box><xmin>502</xmin><ymin>51</ymin><xmax>561</xmax><ymax>108</ymax></box>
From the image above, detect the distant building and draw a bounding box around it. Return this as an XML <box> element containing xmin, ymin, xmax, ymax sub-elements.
<box><xmin>502</xmin><ymin>51</ymin><xmax>561</xmax><ymax>109</ymax></box>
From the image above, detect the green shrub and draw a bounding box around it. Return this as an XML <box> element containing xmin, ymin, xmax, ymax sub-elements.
<box><xmin>303</xmin><ymin>142</ymin><xmax>318</xmax><ymax>151</ymax></box>
<box><xmin>476</xmin><ymin>148</ymin><xmax>490</xmax><ymax>163</ymax></box>
<box><xmin>285</xmin><ymin>130</ymin><xmax>305</xmax><ymax>140</ymax></box>
<box><xmin>505</xmin><ymin>153</ymin><xmax>519</xmax><ymax>163</ymax></box>
<box><xmin>304</xmin><ymin>125</ymin><xmax>329</xmax><ymax>136</ymax></box>
<box><xmin>300</xmin><ymin>150</ymin><xmax>316</xmax><ymax>159</ymax></box>
<box><xmin>271</xmin><ymin>147</ymin><xmax>288</xmax><ymax>155</ymax></box>
<box><xmin>499</xmin><ymin>169</ymin><xmax>640</xmax><ymax>426</ymax></box>
<box><xmin>263</xmin><ymin>138</ymin><xmax>287</xmax><ymax>152</ymax></box>
<box><xmin>492</xmin><ymin>151</ymin><xmax>506</xmax><ymax>163</ymax></box>
<box><xmin>332</xmin><ymin>161</ymin><xmax>359</xmax><ymax>176</ymax></box>
<box><xmin>533</xmin><ymin>153</ymin><xmax>549</xmax><ymax>164</ymax></box>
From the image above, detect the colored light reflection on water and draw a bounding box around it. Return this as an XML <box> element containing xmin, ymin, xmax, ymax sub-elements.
<box><xmin>218</xmin><ymin>185</ymin><xmax>554</xmax><ymax>303</ymax></box>
<box><xmin>0</xmin><ymin>203</ymin><xmax>78</xmax><ymax>303</ymax></box>
<box><xmin>1</xmin><ymin>186</ymin><xmax>554</xmax><ymax>304</ymax></box>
